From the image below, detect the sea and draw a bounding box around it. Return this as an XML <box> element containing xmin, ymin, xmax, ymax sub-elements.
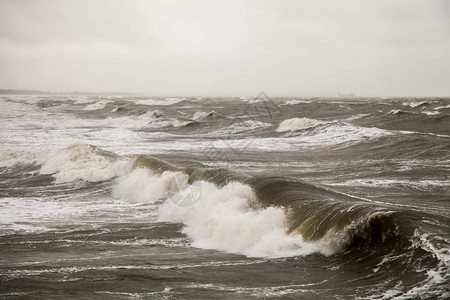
<box><xmin>0</xmin><ymin>94</ymin><xmax>449</xmax><ymax>299</ymax></box>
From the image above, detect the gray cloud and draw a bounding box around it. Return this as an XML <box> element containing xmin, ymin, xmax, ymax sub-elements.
<box><xmin>1</xmin><ymin>0</ymin><xmax>449</xmax><ymax>96</ymax></box>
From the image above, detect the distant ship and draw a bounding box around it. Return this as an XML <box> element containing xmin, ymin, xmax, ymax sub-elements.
<box><xmin>337</xmin><ymin>91</ymin><xmax>356</xmax><ymax>98</ymax></box>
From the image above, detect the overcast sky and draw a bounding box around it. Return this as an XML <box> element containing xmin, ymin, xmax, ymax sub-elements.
<box><xmin>1</xmin><ymin>0</ymin><xmax>449</xmax><ymax>96</ymax></box>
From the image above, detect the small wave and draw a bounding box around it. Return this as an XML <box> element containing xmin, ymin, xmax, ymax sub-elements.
<box><xmin>83</xmin><ymin>100</ymin><xmax>113</xmax><ymax>110</ymax></box>
<box><xmin>0</xmin><ymin>149</ymin><xmax>43</xmax><ymax>168</ymax></box>
<box><xmin>211</xmin><ymin>120</ymin><xmax>272</xmax><ymax>135</ymax></box>
<box><xmin>242</xmin><ymin>98</ymin><xmax>263</xmax><ymax>104</ymax></box>
<box><xmin>387</xmin><ymin>109</ymin><xmax>420</xmax><ymax>116</ymax></box>
<box><xmin>402</xmin><ymin>101</ymin><xmax>428</xmax><ymax>108</ymax></box>
<box><xmin>276</xmin><ymin>118</ymin><xmax>325</xmax><ymax>132</ymax></box>
<box><xmin>422</xmin><ymin>111</ymin><xmax>440</xmax><ymax>116</ymax></box>
<box><xmin>388</xmin><ymin>109</ymin><xmax>403</xmax><ymax>115</ymax></box>
<box><xmin>104</xmin><ymin>111</ymin><xmax>191</xmax><ymax>128</ymax></box>
<box><xmin>280</xmin><ymin>121</ymin><xmax>391</xmax><ymax>147</ymax></box>
<box><xmin>192</xmin><ymin>111</ymin><xmax>222</xmax><ymax>121</ymax></box>
<box><xmin>328</xmin><ymin>179</ymin><xmax>450</xmax><ymax>191</ymax></box>
<box><xmin>104</xmin><ymin>110</ymin><xmax>163</xmax><ymax>128</ymax></box>
<box><xmin>434</xmin><ymin>103</ymin><xmax>450</xmax><ymax>110</ymax></box>
<box><xmin>134</xmin><ymin>98</ymin><xmax>185</xmax><ymax>106</ymax></box>
<box><xmin>73</xmin><ymin>96</ymin><xmax>94</xmax><ymax>104</ymax></box>
<box><xmin>281</xmin><ymin>100</ymin><xmax>312</xmax><ymax>105</ymax></box>
<box><xmin>39</xmin><ymin>143</ymin><xmax>130</xmax><ymax>183</ymax></box>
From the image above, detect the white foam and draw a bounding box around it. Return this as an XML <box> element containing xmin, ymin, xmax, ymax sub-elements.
<box><xmin>104</xmin><ymin>110</ymin><xmax>163</xmax><ymax>128</ymax></box>
<box><xmin>388</xmin><ymin>109</ymin><xmax>402</xmax><ymax>115</ymax></box>
<box><xmin>434</xmin><ymin>103</ymin><xmax>450</xmax><ymax>110</ymax></box>
<box><xmin>104</xmin><ymin>111</ymin><xmax>190</xmax><ymax>129</ymax></box>
<box><xmin>211</xmin><ymin>120</ymin><xmax>272</xmax><ymax>135</ymax></box>
<box><xmin>83</xmin><ymin>100</ymin><xmax>112</xmax><ymax>110</ymax></box>
<box><xmin>422</xmin><ymin>111</ymin><xmax>440</xmax><ymax>116</ymax></box>
<box><xmin>0</xmin><ymin>98</ymin><xmax>37</xmax><ymax>117</ymax></box>
<box><xmin>73</xmin><ymin>96</ymin><xmax>95</xmax><ymax>104</ymax></box>
<box><xmin>111</xmin><ymin>166</ymin><xmax>336</xmax><ymax>258</ymax></box>
<box><xmin>192</xmin><ymin>111</ymin><xmax>221</xmax><ymax>121</ymax></box>
<box><xmin>155</xmin><ymin>178</ymin><xmax>331</xmax><ymax>258</ymax></box>
<box><xmin>39</xmin><ymin>143</ymin><xmax>130</xmax><ymax>183</ymax></box>
<box><xmin>192</xmin><ymin>111</ymin><xmax>209</xmax><ymax>120</ymax></box>
<box><xmin>133</xmin><ymin>98</ymin><xmax>185</xmax><ymax>106</ymax></box>
<box><xmin>281</xmin><ymin>100</ymin><xmax>312</xmax><ymax>105</ymax></box>
<box><xmin>0</xmin><ymin>195</ymin><xmax>159</xmax><ymax>235</ymax></box>
<box><xmin>293</xmin><ymin>123</ymin><xmax>391</xmax><ymax>146</ymax></box>
<box><xmin>113</xmin><ymin>168</ymin><xmax>177</xmax><ymax>202</ymax></box>
<box><xmin>276</xmin><ymin>118</ymin><xmax>325</xmax><ymax>132</ymax></box>
<box><xmin>242</xmin><ymin>98</ymin><xmax>263</xmax><ymax>104</ymax></box>
<box><xmin>396</xmin><ymin>232</ymin><xmax>450</xmax><ymax>299</ymax></box>
<box><xmin>0</xmin><ymin>149</ymin><xmax>43</xmax><ymax>168</ymax></box>
<box><xmin>402</xmin><ymin>101</ymin><xmax>427</xmax><ymax>108</ymax></box>
<box><xmin>329</xmin><ymin>179</ymin><xmax>450</xmax><ymax>190</ymax></box>
<box><xmin>153</xmin><ymin>119</ymin><xmax>191</xmax><ymax>128</ymax></box>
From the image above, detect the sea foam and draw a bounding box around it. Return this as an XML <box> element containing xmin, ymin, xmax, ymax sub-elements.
<box><xmin>39</xmin><ymin>143</ymin><xmax>130</xmax><ymax>183</ymax></box>
<box><xmin>113</xmin><ymin>165</ymin><xmax>333</xmax><ymax>258</ymax></box>
<box><xmin>276</xmin><ymin>118</ymin><xmax>325</xmax><ymax>132</ymax></box>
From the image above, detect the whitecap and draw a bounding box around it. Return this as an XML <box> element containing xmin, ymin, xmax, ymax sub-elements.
<box><xmin>276</xmin><ymin>118</ymin><xmax>325</xmax><ymax>132</ymax></box>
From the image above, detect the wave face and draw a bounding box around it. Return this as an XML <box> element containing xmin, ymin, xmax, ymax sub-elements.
<box><xmin>1</xmin><ymin>95</ymin><xmax>449</xmax><ymax>299</ymax></box>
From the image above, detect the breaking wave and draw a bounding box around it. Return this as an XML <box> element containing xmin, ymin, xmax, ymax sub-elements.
<box><xmin>0</xmin><ymin>144</ymin><xmax>130</xmax><ymax>183</ymax></box>
<box><xmin>83</xmin><ymin>100</ymin><xmax>113</xmax><ymax>110</ymax></box>
<box><xmin>192</xmin><ymin>111</ymin><xmax>222</xmax><ymax>121</ymax></box>
<box><xmin>211</xmin><ymin>120</ymin><xmax>272</xmax><ymax>135</ymax></box>
<box><xmin>133</xmin><ymin>98</ymin><xmax>185</xmax><ymax>106</ymax></box>
<box><xmin>276</xmin><ymin>118</ymin><xmax>392</xmax><ymax>147</ymax></box>
<box><xmin>104</xmin><ymin>110</ymin><xmax>190</xmax><ymax>128</ymax></box>
<box><xmin>3</xmin><ymin>142</ymin><xmax>448</xmax><ymax>297</ymax></box>
<box><xmin>116</xmin><ymin>155</ymin><xmax>434</xmax><ymax>259</ymax></box>
<box><xmin>276</xmin><ymin>118</ymin><xmax>326</xmax><ymax>132</ymax></box>
<box><xmin>402</xmin><ymin>101</ymin><xmax>428</xmax><ymax>108</ymax></box>
<box><xmin>281</xmin><ymin>99</ymin><xmax>312</xmax><ymax>105</ymax></box>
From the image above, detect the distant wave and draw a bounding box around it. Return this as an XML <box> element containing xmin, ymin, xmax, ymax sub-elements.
<box><xmin>276</xmin><ymin>118</ymin><xmax>325</xmax><ymax>132</ymax></box>
<box><xmin>40</xmin><ymin>144</ymin><xmax>130</xmax><ymax>183</ymax></box>
<box><xmin>422</xmin><ymin>111</ymin><xmax>440</xmax><ymax>116</ymax></box>
<box><xmin>388</xmin><ymin>109</ymin><xmax>403</xmax><ymax>115</ymax></box>
<box><xmin>192</xmin><ymin>111</ymin><xmax>222</xmax><ymax>121</ymax></box>
<box><xmin>104</xmin><ymin>110</ymin><xmax>162</xmax><ymax>128</ymax></box>
<box><xmin>402</xmin><ymin>101</ymin><xmax>428</xmax><ymax>108</ymax></box>
<box><xmin>276</xmin><ymin>118</ymin><xmax>391</xmax><ymax>147</ymax></box>
<box><xmin>104</xmin><ymin>110</ymin><xmax>191</xmax><ymax>128</ymax></box>
<box><xmin>83</xmin><ymin>100</ymin><xmax>113</xmax><ymax>110</ymax></box>
<box><xmin>0</xmin><ymin>144</ymin><xmax>130</xmax><ymax>183</ymax></box>
<box><xmin>210</xmin><ymin>120</ymin><xmax>272</xmax><ymax>135</ymax></box>
<box><xmin>388</xmin><ymin>109</ymin><xmax>440</xmax><ymax>116</ymax></box>
<box><xmin>435</xmin><ymin>103</ymin><xmax>450</xmax><ymax>110</ymax></box>
<box><xmin>281</xmin><ymin>100</ymin><xmax>312</xmax><ymax>105</ymax></box>
<box><xmin>133</xmin><ymin>98</ymin><xmax>185</xmax><ymax>106</ymax></box>
<box><xmin>328</xmin><ymin>178</ymin><xmax>450</xmax><ymax>191</ymax></box>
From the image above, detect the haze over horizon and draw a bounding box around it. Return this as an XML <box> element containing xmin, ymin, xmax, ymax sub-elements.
<box><xmin>1</xmin><ymin>0</ymin><xmax>449</xmax><ymax>97</ymax></box>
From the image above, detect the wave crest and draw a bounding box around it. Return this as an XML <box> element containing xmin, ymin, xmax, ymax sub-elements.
<box><xmin>276</xmin><ymin>118</ymin><xmax>325</xmax><ymax>132</ymax></box>
<box><xmin>39</xmin><ymin>143</ymin><xmax>130</xmax><ymax>183</ymax></box>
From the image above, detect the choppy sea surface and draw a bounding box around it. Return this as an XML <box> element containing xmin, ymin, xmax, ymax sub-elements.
<box><xmin>0</xmin><ymin>94</ymin><xmax>449</xmax><ymax>299</ymax></box>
